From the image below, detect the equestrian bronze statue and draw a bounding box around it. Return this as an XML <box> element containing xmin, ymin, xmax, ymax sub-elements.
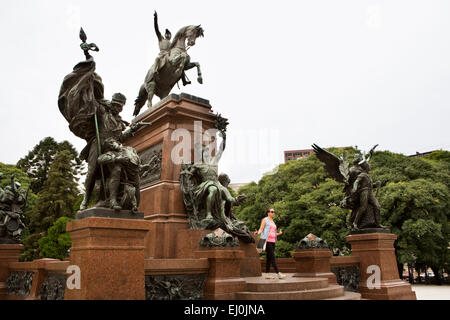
<box><xmin>133</xmin><ymin>11</ymin><xmax>204</xmax><ymax>116</ymax></box>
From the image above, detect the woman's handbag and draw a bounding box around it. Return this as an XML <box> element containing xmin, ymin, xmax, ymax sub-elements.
<box><xmin>256</xmin><ymin>238</ymin><xmax>267</xmax><ymax>253</ymax></box>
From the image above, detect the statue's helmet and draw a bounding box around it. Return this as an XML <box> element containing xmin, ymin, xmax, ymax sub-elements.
<box><xmin>111</xmin><ymin>93</ymin><xmax>126</xmax><ymax>105</ymax></box>
<box><xmin>165</xmin><ymin>29</ymin><xmax>172</xmax><ymax>39</ymax></box>
<box><xmin>218</xmin><ymin>173</ymin><xmax>230</xmax><ymax>186</ymax></box>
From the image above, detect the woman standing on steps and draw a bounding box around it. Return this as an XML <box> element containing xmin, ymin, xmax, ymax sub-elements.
<box><xmin>255</xmin><ymin>208</ymin><xmax>286</xmax><ymax>279</ymax></box>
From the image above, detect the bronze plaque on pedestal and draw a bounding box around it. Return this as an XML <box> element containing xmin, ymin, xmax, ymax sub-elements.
<box><xmin>139</xmin><ymin>142</ymin><xmax>163</xmax><ymax>188</ymax></box>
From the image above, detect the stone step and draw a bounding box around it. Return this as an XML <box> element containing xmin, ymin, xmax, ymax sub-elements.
<box><xmin>244</xmin><ymin>274</ymin><xmax>329</xmax><ymax>292</ymax></box>
<box><xmin>324</xmin><ymin>291</ymin><xmax>361</xmax><ymax>300</ymax></box>
<box><xmin>235</xmin><ymin>284</ymin><xmax>345</xmax><ymax>300</ymax></box>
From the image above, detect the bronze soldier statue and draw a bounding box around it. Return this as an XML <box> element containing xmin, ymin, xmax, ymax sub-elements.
<box><xmin>179</xmin><ymin>115</ymin><xmax>254</xmax><ymax>243</ymax></box>
<box><xmin>58</xmin><ymin>28</ymin><xmax>149</xmax><ymax>213</ymax></box>
<box><xmin>0</xmin><ymin>173</ymin><xmax>27</xmax><ymax>243</ymax></box>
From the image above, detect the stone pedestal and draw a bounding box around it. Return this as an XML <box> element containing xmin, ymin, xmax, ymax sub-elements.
<box><xmin>292</xmin><ymin>249</ymin><xmax>337</xmax><ymax>284</ymax></box>
<box><xmin>346</xmin><ymin>233</ymin><xmax>416</xmax><ymax>300</ymax></box>
<box><xmin>76</xmin><ymin>207</ymin><xmax>144</xmax><ymax>220</ymax></box>
<box><xmin>0</xmin><ymin>244</ymin><xmax>23</xmax><ymax>300</ymax></box>
<box><xmin>195</xmin><ymin>248</ymin><xmax>246</xmax><ymax>300</ymax></box>
<box><xmin>125</xmin><ymin>93</ymin><xmax>218</xmax><ymax>259</ymax></box>
<box><xmin>65</xmin><ymin>217</ymin><xmax>150</xmax><ymax>300</ymax></box>
<box><xmin>239</xmin><ymin>235</ymin><xmax>262</xmax><ymax>277</ymax></box>
<box><xmin>176</xmin><ymin>229</ymin><xmax>210</xmax><ymax>258</ymax></box>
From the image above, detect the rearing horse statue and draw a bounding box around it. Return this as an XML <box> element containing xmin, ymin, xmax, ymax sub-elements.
<box><xmin>133</xmin><ymin>19</ymin><xmax>204</xmax><ymax>117</ymax></box>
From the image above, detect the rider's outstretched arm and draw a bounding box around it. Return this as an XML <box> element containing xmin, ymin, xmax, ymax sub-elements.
<box><xmin>212</xmin><ymin>132</ymin><xmax>226</xmax><ymax>165</ymax></box>
<box><xmin>154</xmin><ymin>11</ymin><xmax>162</xmax><ymax>42</ymax></box>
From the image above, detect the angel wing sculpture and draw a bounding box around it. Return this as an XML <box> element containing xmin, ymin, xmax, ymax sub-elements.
<box><xmin>312</xmin><ymin>144</ymin><xmax>386</xmax><ymax>231</ymax></box>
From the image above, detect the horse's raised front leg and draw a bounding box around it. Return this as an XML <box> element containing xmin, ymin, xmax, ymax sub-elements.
<box><xmin>185</xmin><ymin>62</ymin><xmax>203</xmax><ymax>84</ymax></box>
<box><xmin>146</xmin><ymin>81</ymin><xmax>156</xmax><ymax>109</ymax></box>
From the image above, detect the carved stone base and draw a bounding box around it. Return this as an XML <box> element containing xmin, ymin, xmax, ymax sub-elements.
<box><xmin>0</xmin><ymin>244</ymin><xmax>23</xmax><ymax>300</ymax></box>
<box><xmin>145</xmin><ymin>274</ymin><xmax>206</xmax><ymax>300</ymax></box>
<box><xmin>292</xmin><ymin>249</ymin><xmax>337</xmax><ymax>284</ymax></box>
<box><xmin>76</xmin><ymin>207</ymin><xmax>144</xmax><ymax>220</ymax></box>
<box><xmin>346</xmin><ymin>233</ymin><xmax>416</xmax><ymax>300</ymax></box>
<box><xmin>331</xmin><ymin>266</ymin><xmax>361</xmax><ymax>292</ymax></box>
<box><xmin>39</xmin><ymin>273</ymin><xmax>66</xmax><ymax>300</ymax></box>
<box><xmin>6</xmin><ymin>271</ymin><xmax>33</xmax><ymax>298</ymax></box>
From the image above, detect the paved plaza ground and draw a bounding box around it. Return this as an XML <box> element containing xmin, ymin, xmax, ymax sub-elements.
<box><xmin>412</xmin><ymin>284</ymin><xmax>450</xmax><ymax>300</ymax></box>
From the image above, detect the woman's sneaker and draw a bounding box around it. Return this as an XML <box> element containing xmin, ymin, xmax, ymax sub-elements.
<box><xmin>277</xmin><ymin>272</ymin><xmax>286</xmax><ymax>279</ymax></box>
<box><xmin>264</xmin><ymin>273</ymin><xmax>276</xmax><ymax>279</ymax></box>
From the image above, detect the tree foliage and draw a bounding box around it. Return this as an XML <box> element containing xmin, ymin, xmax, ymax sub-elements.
<box><xmin>21</xmin><ymin>150</ymin><xmax>80</xmax><ymax>261</ymax></box>
<box><xmin>16</xmin><ymin>137</ymin><xmax>82</xmax><ymax>194</ymax></box>
<box><xmin>38</xmin><ymin>217</ymin><xmax>72</xmax><ymax>260</ymax></box>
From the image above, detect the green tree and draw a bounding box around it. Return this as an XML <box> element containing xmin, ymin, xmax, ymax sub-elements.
<box><xmin>16</xmin><ymin>137</ymin><xmax>82</xmax><ymax>194</ymax></box>
<box><xmin>235</xmin><ymin>147</ymin><xmax>357</xmax><ymax>255</ymax></box>
<box><xmin>21</xmin><ymin>150</ymin><xmax>80</xmax><ymax>261</ymax></box>
<box><xmin>38</xmin><ymin>217</ymin><xmax>72</xmax><ymax>260</ymax></box>
<box><xmin>235</xmin><ymin>147</ymin><xmax>450</xmax><ymax>280</ymax></box>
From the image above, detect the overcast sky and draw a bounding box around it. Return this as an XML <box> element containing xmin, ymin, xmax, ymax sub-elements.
<box><xmin>0</xmin><ymin>0</ymin><xmax>449</xmax><ymax>184</ymax></box>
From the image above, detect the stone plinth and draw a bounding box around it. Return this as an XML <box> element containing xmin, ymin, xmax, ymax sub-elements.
<box><xmin>65</xmin><ymin>217</ymin><xmax>150</xmax><ymax>300</ymax></box>
<box><xmin>125</xmin><ymin>93</ymin><xmax>218</xmax><ymax>259</ymax></box>
<box><xmin>76</xmin><ymin>207</ymin><xmax>144</xmax><ymax>220</ymax></box>
<box><xmin>176</xmin><ymin>229</ymin><xmax>210</xmax><ymax>258</ymax></box>
<box><xmin>346</xmin><ymin>233</ymin><xmax>416</xmax><ymax>300</ymax></box>
<box><xmin>239</xmin><ymin>235</ymin><xmax>262</xmax><ymax>277</ymax></box>
<box><xmin>195</xmin><ymin>248</ymin><xmax>246</xmax><ymax>300</ymax></box>
<box><xmin>0</xmin><ymin>244</ymin><xmax>23</xmax><ymax>300</ymax></box>
<box><xmin>292</xmin><ymin>249</ymin><xmax>337</xmax><ymax>284</ymax></box>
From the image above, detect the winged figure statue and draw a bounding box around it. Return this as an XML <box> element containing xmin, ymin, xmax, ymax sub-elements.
<box><xmin>312</xmin><ymin>144</ymin><xmax>386</xmax><ymax>231</ymax></box>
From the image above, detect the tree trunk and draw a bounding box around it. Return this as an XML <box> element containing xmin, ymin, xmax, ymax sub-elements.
<box><xmin>408</xmin><ymin>264</ymin><xmax>414</xmax><ymax>284</ymax></box>
<box><xmin>431</xmin><ymin>266</ymin><xmax>442</xmax><ymax>285</ymax></box>
<box><xmin>397</xmin><ymin>262</ymin><xmax>404</xmax><ymax>279</ymax></box>
<box><xmin>417</xmin><ymin>267</ymin><xmax>422</xmax><ymax>283</ymax></box>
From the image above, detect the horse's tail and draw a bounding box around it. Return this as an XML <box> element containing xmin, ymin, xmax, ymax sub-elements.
<box><xmin>133</xmin><ymin>84</ymin><xmax>148</xmax><ymax>116</ymax></box>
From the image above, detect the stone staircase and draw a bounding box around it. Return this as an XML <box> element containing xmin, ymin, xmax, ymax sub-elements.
<box><xmin>235</xmin><ymin>274</ymin><xmax>361</xmax><ymax>300</ymax></box>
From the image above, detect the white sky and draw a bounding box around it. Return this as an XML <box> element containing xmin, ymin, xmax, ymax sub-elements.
<box><xmin>0</xmin><ymin>0</ymin><xmax>449</xmax><ymax>184</ymax></box>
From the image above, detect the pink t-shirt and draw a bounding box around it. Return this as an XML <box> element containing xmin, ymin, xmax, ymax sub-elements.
<box><xmin>266</xmin><ymin>220</ymin><xmax>277</xmax><ymax>243</ymax></box>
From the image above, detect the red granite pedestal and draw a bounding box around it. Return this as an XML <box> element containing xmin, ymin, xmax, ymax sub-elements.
<box><xmin>125</xmin><ymin>93</ymin><xmax>218</xmax><ymax>260</ymax></box>
<box><xmin>346</xmin><ymin>233</ymin><xmax>416</xmax><ymax>300</ymax></box>
<box><xmin>0</xmin><ymin>244</ymin><xmax>23</xmax><ymax>300</ymax></box>
<box><xmin>65</xmin><ymin>217</ymin><xmax>150</xmax><ymax>300</ymax></box>
<box><xmin>195</xmin><ymin>248</ymin><xmax>246</xmax><ymax>300</ymax></box>
<box><xmin>239</xmin><ymin>235</ymin><xmax>262</xmax><ymax>277</ymax></box>
<box><xmin>292</xmin><ymin>249</ymin><xmax>337</xmax><ymax>284</ymax></box>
